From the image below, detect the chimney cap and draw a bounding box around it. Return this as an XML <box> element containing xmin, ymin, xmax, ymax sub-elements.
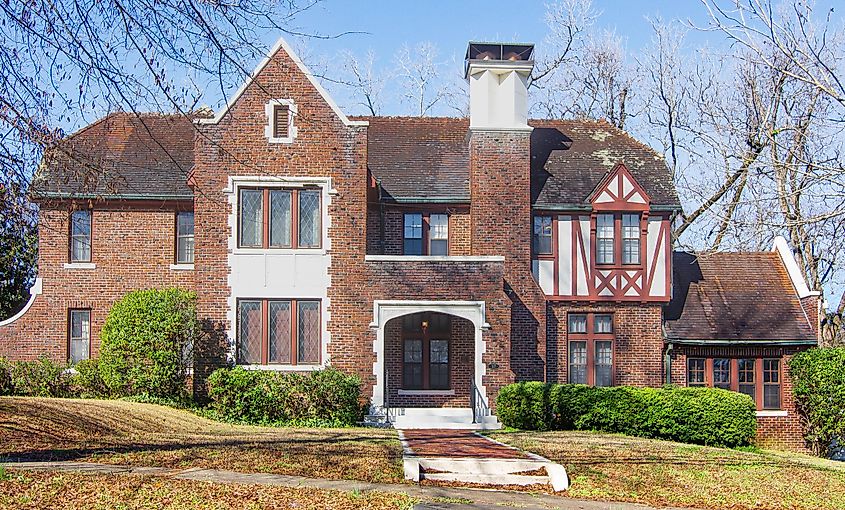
<box><xmin>465</xmin><ymin>42</ymin><xmax>534</xmax><ymax>77</ymax></box>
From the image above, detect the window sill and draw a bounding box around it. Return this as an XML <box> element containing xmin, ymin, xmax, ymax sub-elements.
<box><xmin>233</xmin><ymin>248</ymin><xmax>326</xmax><ymax>256</ymax></box>
<box><xmin>756</xmin><ymin>410</ymin><xmax>788</xmax><ymax>418</ymax></box>
<box><xmin>64</xmin><ymin>263</ymin><xmax>96</xmax><ymax>270</ymax></box>
<box><xmin>397</xmin><ymin>389</ymin><xmax>455</xmax><ymax>396</ymax></box>
<box><xmin>170</xmin><ymin>264</ymin><xmax>195</xmax><ymax>271</ymax></box>
<box><xmin>239</xmin><ymin>364</ymin><xmax>322</xmax><ymax>372</ymax></box>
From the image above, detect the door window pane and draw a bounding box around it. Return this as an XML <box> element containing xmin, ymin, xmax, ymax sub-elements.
<box><xmin>176</xmin><ymin>212</ymin><xmax>195</xmax><ymax>264</ymax></box>
<box><xmin>594</xmin><ymin>314</ymin><xmax>613</xmax><ymax>333</ymax></box>
<box><xmin>429</xmin><ymin>214</ymin><xmax>449</xmax><ymax>256</ymax></box>
<box><xmin>268</xmin><ymin>301</ymin><xmax>291</xmax><ymax>364</ymax></box>
<box><xmin>298</xmin><ymin>191</ymin><xmax>321</xmax><ymax>248</ymax></box>
<box><xmin>596</xmin><ymin>214</ymin><xmax>614</xmax><ymax>264</ymax></box>
<box><xmin>533</xmin><ymin>216</ymin><xmax>553</xmax><ymax>255</ymax></box>
<box><xmin>403</xmin><ymin>339</ymin><xmax>423</xmax><ymax>389</ymax></box>
<box><xmin>595</xmin><ymin>341</ymin><xmax>613</xmax><ymax>387</ymax></box>
<box><xmin>297</xmin><ymin>301</ymin><xmax>320</xmax><ymax>364</ymax></box>
<box><xmin>70</xmin><ymin>210</ymin><xmax>92</xmax><ymax>262</ymax></box>
<box><xmin>238</xmin><ymin>301</ymin><xmax>262</xmax><ymax>364</ymax></box>
<box><xmin>738</xmin><ymin>359</ymin><xmax>756</xmax><ymax>400</ymax></box>
<box><xmin>713</xmin><ymin>358</ymin><xmax>731</xmax><ymax>390</ymax></box>
<box><xmin>240</xmin><ymin>190</ymin><xmax>263</xmax><ymax>247</ymax></box>
<box><xmin>569</xmin><ymin>341</ymin><xmax>587</xmax><ymax>384</ymax></box>
<box><xmin>568</xmin><ymin>314</ymin><xmax>587</xmax><ymax>334</ymax></box>
<box><xmin>622</xmin><ymin>214</ymin><xmax>640</xmax><ymax>264</ymax></box>
<box><xmin>687</xmin><ymin>358</ymin><xmax>705</xmax><ymax>386</ymax></box>
<box><xmin>269</xmin><ymin>190</ymin><xmax>292</xmax><ymax>247</ymax></box>
<box><xmin>429</xmin><ymin>339</ymin><xmax>449</xmax><ymax>389</ymax></box>
<box><xmin>69</xmin><ymin>310</ymin><xmax>90</xmax><ymax>364</ymax></box>
<box><xmin>763</xmin><ymin>359</ymin><xmax>781</xmax><ymax>409</ymax></box>
<box><xmin>403</xmin><ymin>214</ymin><xmax>423</xmax><ymax>255</ymax></box>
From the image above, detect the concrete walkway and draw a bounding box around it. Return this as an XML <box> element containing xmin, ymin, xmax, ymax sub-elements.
<box><xmin>1</xmin><ymin>460</ymin><xmax>694</xmax><ymax>510</ymax></box>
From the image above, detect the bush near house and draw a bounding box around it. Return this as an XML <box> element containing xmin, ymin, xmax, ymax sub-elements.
<box><xmin>207</xmin><ymin>366</ymin><xmax>364</xmax><ymax>427</ymax></box>
<box><xmin>6</xmin><ymin>357</ymin><xmax>74</xmax><ymax>398</ymax></box>
<box><xmin>497</xmin><ymin>382</ymin><xmax>757</xmax><ymax>448</ymax></box>
<box><xmin>789</xmin><ymin>347</ymin><xmax>845</xmax><ymax>456</ymax></box>
<box><xmin>98</xmin><ymin>288</ymin><xmax>198</xmax><ymax>399</ymax></box>
<box><xmin>71</xmin><ymin>358</ymin><xmax>110</xmax><ymax>398</ymax></box>
<box><xmin>0</xmin><ymin>357</ymin><xmax>13</xmax><ymax>395</ymax></box>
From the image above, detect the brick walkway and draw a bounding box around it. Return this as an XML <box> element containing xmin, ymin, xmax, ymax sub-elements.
<box><xmin>400</xmin><ymin>429</ymin><xmax>532</xmax><ymax>459</ymax></box>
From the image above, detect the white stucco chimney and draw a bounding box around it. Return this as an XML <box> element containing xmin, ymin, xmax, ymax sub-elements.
<box><xmin>465</xmin><ymin>42</ymin><xmax>534</xmax><ymax>130</ymax></box>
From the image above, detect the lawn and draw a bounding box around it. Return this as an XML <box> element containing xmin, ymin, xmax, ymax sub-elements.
<box><xmin>488</xmin><ymin>429</ymin><xmax>845</xmax><ymax>510</ymax></box>
<box><xmin>0</xmin><ymin>397</ymin><xmax>404</xmax><ymax>484</ymax></box>
<box><xmin>0</xmin><ymin>468</ymin><xmax>414</xmax><ymax>510</ymax></box>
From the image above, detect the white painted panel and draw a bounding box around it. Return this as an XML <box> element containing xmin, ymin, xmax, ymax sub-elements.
<box><xmin>647</xmin><ymin>218</ymin><xmax>667</xmax><ymax>297</ymax></box>
<box><xmin>608</xmin><ymin>175</ymin><xmax>619</xmax><ymax>197</ymax></box>
<box><xmin>622</xmin><ymin>174</ymin><xmax>634</xmax><ymax>196</ymax></box>
<box><xmin>538</xmin><ymin>260</ymin><xmax>555</xmax><ymax>295</ymax></box>
<box><xmin>599</xmin><ymin>286</ymin><xmax>614</xmax><ymax>296</ymax></box>
<box><xmin>558</xmin><ymin>216</ymin><xmax>572</xmax><ymax>296</ymax></box>
<box><xmin>628</xmin><ymin>191</ymin><xmax>646</xmax><ymax>204</ymax></box>
<box><xmin>577</xmin><ymin>217</ymin><xmax>591</xmax><ymax>296</ymax></box>
<box><xmin>595</xmin><ymin>191</ymin><xmax>614</xmax><ymax>203</ymax></box>
<box><xmin>531</xmin><ymin>259</ymin><xmax>539</xmax><ymax>283</ymax></box>
<box><xmin>625</xmin><ymin>285</ymin><xmax>639</xmax><ymax>296</ymax></box>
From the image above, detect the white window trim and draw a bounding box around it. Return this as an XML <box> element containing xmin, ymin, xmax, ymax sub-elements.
<box><xmin>265</xmin><ymin>99</ymin><xmax>298</xmax><ymax>144</ymax></box>
<box><xmin>240</xmin><ymin>364</ymin><xmax>322</xmax><ymax>372</ymax></box>
<box><xmin>756</xmin><ymin>410</ymin><xmax>788</xmax><ymax>418</ymax></box>
<box><xmin>169</xmin><ymin>263</ymin><xmax>195</xmax><ymax>271</ymax></box>
<box><xmin>398</xmin><ymin>389</ymin><xmax>455</xmax><ymax>396</ymax></box>
<box><xmin>64</xmin><ymin>263</ymin><xmax>96</xmax><ymax>270</ymax></box>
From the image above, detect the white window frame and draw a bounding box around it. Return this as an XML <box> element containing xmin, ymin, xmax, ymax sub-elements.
<box><xmin>264</xmin><ymin>99</ymin><xmax>298</xmax><ymax>144</ymax></box>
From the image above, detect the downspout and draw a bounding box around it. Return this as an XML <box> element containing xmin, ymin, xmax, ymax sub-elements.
<box><xmin>664</xmin><ymin>342</ymin><xmax>673</xmax><ymax>386</ymax></box>
<box><xmin>377</xmin><ymin>178</ymin><xmax>385</xmax><ymax>254</ymax></box>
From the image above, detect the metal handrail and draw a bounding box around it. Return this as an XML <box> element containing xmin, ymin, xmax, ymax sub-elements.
<box><xmin>471</xmin><ymin>379</ymin><xmax>487</xmax><ymax>424</ymax></box>
<box><xmin>384</xmin><ymin>368</ymin><xmax>390</xmax><ymax>425</ymax></box>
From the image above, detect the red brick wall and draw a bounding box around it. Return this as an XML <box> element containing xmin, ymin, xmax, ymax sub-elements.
<box><xmin>0</xmin><ymin>202</ymin><xmax>195</xmax><ymax>361</ymax></box>
<box><xmin>669</xmin><ymin>344</ymin><xmax>809</xmax><ymax>451</ymax></box>
<box><xmin>800</xmin><ymin>295</ymin><xmax>821</xmax><ymax>342</ymax></box>
<box><xmin>546</xmin><ymin>302</ymin><xmax>664</xmax><ymax>386</ymax></box>
<box><xmin>469</xmin><ymin>129</ymin><xmax>547</xmax><ymax>383</ymax></box>
<box><xmin>366</xmin><ymin>206</ymin><xmax>471</xmax><ymax>256</ymax></box>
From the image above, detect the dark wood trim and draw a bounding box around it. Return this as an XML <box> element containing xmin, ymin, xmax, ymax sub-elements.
<box><xmin>685</xmin><ymin>355</ymin><xmax>783</xmax><ymax>410</ymax></box>
<box><xmin>567</xmin><ymin>312</ymin><xmax>615</xmax><ymax>387</ymax></box>
<box><xmin>402</xmin><ymin>211</ymin><xmax>451</xmax><ymax>256</ymax></box>
<box><xmin>399</xmin><ymin>312</ymin><xmax>452</xmax><ymax>390</ymax></box>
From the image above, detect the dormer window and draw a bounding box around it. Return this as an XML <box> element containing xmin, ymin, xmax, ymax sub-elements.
<box><xmin>265</xmin><ymin>99</ymin><xmax>297</xmax><ymax>143</ymax></box>
<box><xmin>622</xmin><ymin>214</ymin><xmax>641</xmax><ymax>265</ymax></box>
<box><xmin>596</xmin><ymin>214</ymin><xmax>614</xmax><ymax>265</ymax></box>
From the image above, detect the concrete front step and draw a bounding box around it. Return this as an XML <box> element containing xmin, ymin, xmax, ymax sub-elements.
<box><xmin>423</xmin><ymin>471</ymin><xmax>548</xmax><ymax>486</ymax></box>
<box><xmin>388</xmin><ymin>407</ymin><xmax>502</xmax><ymax>430</ymax></box>
<box><xmin>406</xmin><ymin>457</ymin><xmax>569</xmax><ymax>492</ymax></box>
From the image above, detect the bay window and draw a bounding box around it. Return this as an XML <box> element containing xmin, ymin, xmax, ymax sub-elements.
<box><xmin>567</xmin><ymin>312</ymin><xmax>614</xmax><ymax>387</ymax></box>
<box><xmin>238</xmin><ymin>188</ymin><xmax>321</xmax><ymax>249</ymax></box>
<box><xmin>686</xmin><ymin>357</ymin><xmax>782</xmax><ymax>410</ymax></box>
<box><xmin>237</xmin><ymin>298</ymin><xmax>321</xmax><ymax>366</ymax></box>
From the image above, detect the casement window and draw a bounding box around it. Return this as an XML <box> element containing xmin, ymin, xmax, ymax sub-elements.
<box><xmin>176</xmin><ymin>212</ymin><xmax>195</xmax><ymax>264</ymax></box>
<box><xmin>686</xmin><ymin>357</ymin><xmax>782</xmax><ymax>409</ymax></box>
<box><xmin>596</xmin><ymin>214</ymin><xmax>614</xmax><ymax>265</ymax></box>
<box><xmin>622</xmin><ymin>214</ymin><xmax>640</xmax><ymax>264</ymax></box>
<box><xmin>403</xmin><ymin>212</ymin><xmax>449</xmax><ymax>256</ymax></box>
<box><xmin>567</xmin><ymin>312</ymin><xmax>613</xmax><ymax>387</ymax></box>
<box><xmin>237</xmin><ymin>299</ymin><xmax>321</xmax><ymax>365</ymax></box>
<box><xmin>401</xmin><ymin>312</ymin><xmax>450</xmax><ymax>390</ymax></box>
<box><xmin>533</xmin><ymin>216</ymin><xmax>553</xmax><ymax>255</ymax></box>
<box><xmin>238</xmin><ymin>188</ymin><xmax>321</xmax><ymax>249</ymax></box>
<box><xmin>69</xmin><ymin>210</ymin><xmax>92</xmax><ymax>263</ymax></box>
<box><xmin>68</xmin><ymin>309</ymin><xmax>90</xmax><ymax>364</ymax></box>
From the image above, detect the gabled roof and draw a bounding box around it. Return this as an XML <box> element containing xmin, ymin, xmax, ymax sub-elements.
<box><xmin>665</xmin><ymin>251</ymin><xmax>817</xmax><ymax>344</ymax></box>
<box><xmin>361</xmin><ymin>116</ymin><xmax>681</xmax><ymax>209</ymax></box>
<box><xmin>33</xmin><ymin>113</ymin><xmax>195</xmax><ymax>200</ymax></box>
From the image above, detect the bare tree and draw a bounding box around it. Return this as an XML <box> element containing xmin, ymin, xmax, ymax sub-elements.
<box><xmin>339</xmin><ymin>49</ymin><xmax>386</xmax><ymax>116</ymax></box>
<box><xmin>394</xmin><ymin>42</ymin><xmax>449</xmax><ymax>116</ymax></box>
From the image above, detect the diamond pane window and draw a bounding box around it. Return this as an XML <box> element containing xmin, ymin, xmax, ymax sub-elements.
<box><xmin>569</xmin><ymin>341</ymin><xmax>587</xmax><ymax>384</ymax></box>
<box><xmin>269</xmin><ymin>191</ymin><xmax>292</xmax><ymax>247</ymax></box>
<box><xmin>69</xmin><ymin>310</ymin><xmax>90</xmax><ymax>364</ymax></box>
<box><xmin>429</xmin><ymin>214</ymin><xmax>449</xmax><ymax>256</ymax></box>
<box><xmin>70</xmin><ymin>210</ymin><xmax>92</xmax><ymax>262</ymax></box>
<box><xmin>298</xmin><ymin>191</ymin><xmax>321</xmax><ymax>248</ymax></box>
<box><xmin>269</xmin><ymin>301</ymin><xmax>292</xmax><ymax>364</ymax></box>
<box><xmin>622</xmin><ymin>214</ymin><xmax>640</xmax><ymax>264</ymax></box>
<box><xmin>595</xmin><ymin>341</ymin><xmax>612</xmax><ymax>387</ymax></box>
<box><xmin>429</xmin><ymin>339</ymin><xmax>449</xmax><ymax>389</ymax></box>
<box><xmin>403</xmin><ymin>339</ymin><xmax>423</xmax><ymax>389</ymax></box>
<box><xmin>596</xmin><ymin>213</ymin><xmax>614</xmax><ymax>265</ymax></box>
<box><xmin>297</xmin><ymin>300</ymin><xmax>320</xmax><ymax>364</ymax></box>
<box><xmin>239</xmin><ymin>190</ymin><xmax>263</xmax><ymax>248</ymax></box>
<box><xmin>237</xmin><ymin>301</ymin><xmax>262</xmax><ymax>364</ymax></box>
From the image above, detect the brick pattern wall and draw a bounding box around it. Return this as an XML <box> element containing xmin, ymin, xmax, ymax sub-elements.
<box><xmin>384</xmin><ymin>315</ymin><xmax>474</xmax><ymax>407</ymax></box>
<box><xmin>366</xmin><ymin>206</ymin><xmax>471</xmax><ymax>256</ymax></box>
<box><xmin>0</xmin><ymin>203</ymin><xmax>195</xmax><ymax>361</ymax></box>
<box><xmin>669</xmin><ymin>344</ymin><xmax>809</xmax><ymax>451</ymax></box>
<box><xmin>469</xmin><ymin>129</ymin><xmax>547</xmax><ymax>383</ymax></box>
<box><xmin>800</xmin><ymin>295</ymin><xmax>821</xmax><ymax>342</ymax></box>
<box><xmin>546</xmin><ymin>302</ymin><xmax>664</xmax><ymax>386</ymax></box>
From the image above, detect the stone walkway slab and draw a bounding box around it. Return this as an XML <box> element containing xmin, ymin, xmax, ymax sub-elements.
<box><xmin>400</xmin><ymin>429</ymin><xmax>531</xmax><ymax>459</ymax></box>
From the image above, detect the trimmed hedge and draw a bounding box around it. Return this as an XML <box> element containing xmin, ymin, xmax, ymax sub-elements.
<box><xmin>72</xmin><ymin>358</ymin><xmax>110</xmax><ymax>398</ymax></box>
<box><xmin>7</xmin><ymin>357</ymin><xmax>74</xmax><ymax>398</ymax></box>
<box><xmin>497</xmin><ymin>382</ymin><xmax>757</xmax><ymax>448</ymax></box>
<box><xmin>207</xmin><ymin>366</ymin><xmax>363</xmax><ymax>427</ymax></box>
<box><xmin>789</xmin><ymin>347</ymin><xmax>845</xmax><ymax>456</ymax></box>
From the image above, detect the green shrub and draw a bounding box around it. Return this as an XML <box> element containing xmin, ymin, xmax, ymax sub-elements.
<box><xmin>99</xmin><ymin>288</ymin><xmax>197</xmax><ymax>398</ymax></box>
<box><xmin>789</xmin><ymin>347</ymin><xmax>845</xmax><ymax>456</ymax></box>
<box><xmin>9</xmin><ymin>357</ymin><xmax>74</xmax><ymax>397</ymax></box>
<box><xmin>0</xmin><ymin>357</ymin><xmax>12</xmax><ymax>396</ymax></box>
<box><xmin>497</xmin><ymin>382</ymin><xmax>757</xmax><ymax>448</ymax></box>
<box><xmin>207</xmin><ymin>366</ymin><xmax>363</xmax><ymax>427</ymax></box>
<box><xmin>72</xmin><ymin>358</ymin><xmax>110</xmax><ymax>398</ymax></box>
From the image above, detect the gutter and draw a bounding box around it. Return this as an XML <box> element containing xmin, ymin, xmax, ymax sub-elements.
<box><xmin>533</xmin><ymin>203</ymin><xmax>682</xmax><ymax>213</ymax></box>
<box><xmin>664</xmin><ymin>338</ymin><xmax>818</xmax><ymax>346</ymax></box>
<box><xmin>382</xmin><ymin>196</ymin><xmax>470</xmax><ymax>204</ymax></box>
<box><xmin>34</xmin><ymin>192</ymin><xmax>194</xmax><ymax>201</ymax></box>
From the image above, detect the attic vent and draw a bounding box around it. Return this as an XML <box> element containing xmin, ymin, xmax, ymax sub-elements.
<box><xmin>273</xmin><ymin>104</ymin><xmax>289</xmax><ymax>139</ymax></box>
<box><xmin>264</xmin><ymin>99</ymin><xmax>298</xmax><ymax>144</ymax></box>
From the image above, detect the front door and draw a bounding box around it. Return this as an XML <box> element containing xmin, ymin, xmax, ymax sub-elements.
<box><xmin>401</xmin><ymin>312</ymin><xmax>451</xmax><ymax>390</ymax></box>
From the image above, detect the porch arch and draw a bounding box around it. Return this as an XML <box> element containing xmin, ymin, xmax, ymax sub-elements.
<box><xmin>369</xmin><ymin>300</ymin><xmax>490</xmax><ymax>413</ymax></box>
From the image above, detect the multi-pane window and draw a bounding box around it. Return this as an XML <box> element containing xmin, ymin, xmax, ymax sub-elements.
<box><xmin>403</xmin><ymin>212</ymin><xmax>449</xmax><ymax>255</ymax></box>
<box><xmin>237</xmin><ymin>298</ymin><xmax>321</xmax><ymax>365</ymax></box>
<box><xmin>401</xmin><ymin>312</ymin><xmax>450</xmax><ymax>390</ymax></box>
<box><xmin>533</xmin><ymin>216</ymin><xmax>553</xmax><ymax>255</ymax></box>
<box><xmin>70</xmin><ymin>210</ymin><xmax>92</xmax><ymax>263</ymax></box>
<box><xmin>176</xmin><ymin>212</ymin><xmax>195</xmax><ymax>264</ymax></box>
<box><xmin>622</xmin><ymin>214</ymin><xmax>640</xmax><ymax>264</ymax></box>
<box><xmin>429</xmin><ymin>214</ymin><xmax>449</xmax><ymax>256</ymax></box>
<box><xmin>685</xmin><ymin>357</ymin><xmax>783</xmax><ymax>410</ymax></box>
<box><xmin>687</xmin><ymin>358</ymin><xmax>706</xmax><ymax>386</ymax></box>
<box><xmin>429</xmin><ymin>339</ymin><xmax>449</xmax><ymax>389</ymax></box>
<box><xmin>713</xmin><ymin>358</ymin><xmax>731</xmax><ymax>390</ymax></box>
<box><xmin>403</xmin><ymin>338</ymin><xmax>423</xmax><ymax>389</ymax></box>
<box><xmin>568</xmin><ymin>313</ymin><xmax>613</xmax><ymax>387</ymax></box>
<box><xmin>596</xmin><ymin>213</ymin><xmax>614</xmax><ymax>264</ymax></box>
<box><xmin>238</xmin><ymin>188</ymin><xmax>321</xmax><ymax>249</ymax></box>
<box><xmin>68</xmin><ymin>309</ymin><xmax>90</xmax><ymax>364</ymax></box>
<box><xmin>763</xmin><ymin>359</ymin><xmax>781</xmax><ymax>410</ymax></box>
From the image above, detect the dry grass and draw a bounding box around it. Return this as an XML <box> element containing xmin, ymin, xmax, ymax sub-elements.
<box><xmin>488</xmin><ymin>429</ymin><xmax>845</xmax><ymax>510</ymax></box>
<box><xmin>0</xmin><ymin>397</ymin><xmax>404</xmax><ymax>483</ymax></box>
<box><xmin>0</xmin><ymin>469</ymin><xmax>415</xmax><ymax>510</ymax></box>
